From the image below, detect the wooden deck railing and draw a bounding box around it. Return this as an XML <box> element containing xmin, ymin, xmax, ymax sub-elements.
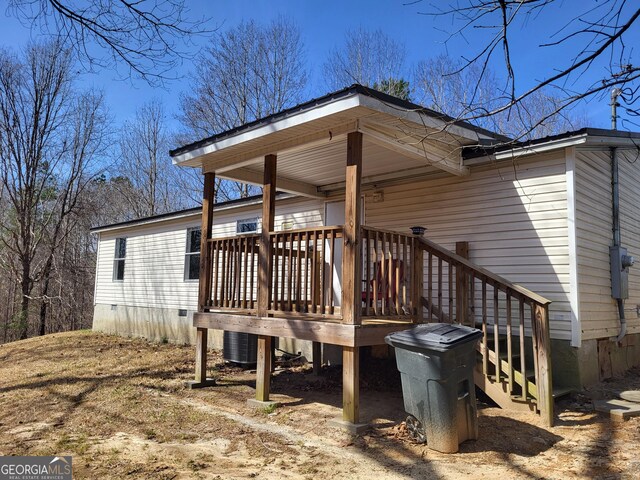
<box><xmin>416</xmin><ymin>236</ymin><xmax>554</xmax><ymax>426</ymax></box>
<box><xmin>202</xmin><ymin>224</ymin><xmax>553</xmax><ymax>424</ymax></box>
<box><xmin>269</xmin><ymin>226</ymin><xmax>343</xmax><ymax>317</ymax></box>
<box><xmin>361</xmin><ymin>226</ymin><xmax>418</xmax><ymax>320</ymax></box>
<box><xmin>207</xmin><ymin>234</ymin><xmax>260</xmax><ymax>312</ymax></box>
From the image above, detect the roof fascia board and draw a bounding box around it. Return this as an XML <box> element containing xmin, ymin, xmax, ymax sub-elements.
<box><xmin>584</xmin><ymin>135</ymin><xmax>640</xmax><ymax>148</ymax></box>
<box><xmin>91</xmin><ymin>210</ymin><xmax>201</xmax><ymax>234</ymax></box>
<box><xmin>464</xmin><ymin>135</ymin><xmax>589</xmax><ymax>165</ymax></box>
<box><xmin>91</xmin><ymin>194</ymin><xmax>298</xmax><ymax>234</ymax></box>
<box><xmin>173</xmin><ymin>96</ymin><xmax>363</xmax><ymax>166</ymax></box>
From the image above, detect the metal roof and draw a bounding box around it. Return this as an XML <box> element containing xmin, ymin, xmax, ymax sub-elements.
<box><xmin>90</xmin><ymin>192</ymin><xmax>294</xmax><ymax>233</ymax></box>
<box><xmin>169</xmin><ymin>84</ymin><xmax>511</xmax><ymax>159</ymax></box>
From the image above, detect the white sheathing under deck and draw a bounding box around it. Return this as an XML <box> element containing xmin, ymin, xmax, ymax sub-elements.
<box><xmin>94</xmin><ymin>198</ymin><xmax>324</xmax><ymax>310</ymax></box>
<box><xmin>574</xmin><ymin>148</ymin><xmax>640</xmax><ymax>341</ymax></box>
<box><xmin>363</xmin><ymin>152</ymin><xmax>572</xmax><ymax>340</ymax></box>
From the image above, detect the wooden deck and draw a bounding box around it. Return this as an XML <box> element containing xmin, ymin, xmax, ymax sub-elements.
<box><xmin>193</xmin><ymin>310</ymin><xmax>414</xmax><ymax>347</ymax></box>
<box><xmin>190</xmin><ymin>132</ymin><xmax>555</xmax><ymax>427</ymax></box>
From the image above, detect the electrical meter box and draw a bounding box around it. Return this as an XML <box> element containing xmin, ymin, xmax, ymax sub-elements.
<box><xmin>610</xmin><ymin>246</ymin><xmax>635</xmax><ymax>300</ymax></box>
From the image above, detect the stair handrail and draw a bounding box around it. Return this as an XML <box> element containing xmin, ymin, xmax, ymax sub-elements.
<box><xmin>416</xmin><ymin>235</ymin><xmax>554</xmax><ymax>427</ymax></box>
<box><xmin>416</xmin><ymin>236</ymin><xmax>551</xmax><ymax>307</ymax></box>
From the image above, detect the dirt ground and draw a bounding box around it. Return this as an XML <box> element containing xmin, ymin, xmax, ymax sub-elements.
<box><xmin>1</xmin><ymin>331</ymin><xmax>639</xmax><ymax>479</ymax></box>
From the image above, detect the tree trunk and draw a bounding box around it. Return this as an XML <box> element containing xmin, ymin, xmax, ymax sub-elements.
<box><xmin>19</xmin><ymin>274</ymin><xmax>31</xmax><ymax>340</ymax></box>
<box><xmin>38</xmin><ymin>275</ymin><xmax>51</xmax><ymax>336</ymax></box>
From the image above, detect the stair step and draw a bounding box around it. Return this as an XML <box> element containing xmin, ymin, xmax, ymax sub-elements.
<box><xmin>552</xmin><ymin>386</ymin><xmax>574</xmax><ymax>399</ymax></box>
<box><xmin>510</xmin><ymin>394</ymin><xmax>536</xmax><ymax>403</ymax></box>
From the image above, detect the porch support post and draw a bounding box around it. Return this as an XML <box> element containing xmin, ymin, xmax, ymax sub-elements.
<box><xmin>189</xmin><ymin>172</ymin><xmax>216</xmax><ymax>388</ymax></box>
<box><xmin>342</xmin><ymin>131</ymin><xmax>363</xmax><ymax>326</ymax></box>
<box><xmin>255</xmin><ymin>154</ymin><xmax>277</xmax><ymax>403</ymax></box>
<box><xmin>199</xmin><ymin>172</ymin><xmax>216</xmax><ymax>311</ymax></box>
<box><xmin>341</xmin><ymin>132</ymin><xmax>365</xmax><ymax>429</ymax></box>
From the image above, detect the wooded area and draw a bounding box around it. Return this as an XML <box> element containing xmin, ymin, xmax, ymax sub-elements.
<box><xmin>1</xmin><ymin>2</ymin><xmax>636</xmax><ymax>343</ymax></box>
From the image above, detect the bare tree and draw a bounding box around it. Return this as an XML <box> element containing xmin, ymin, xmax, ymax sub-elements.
<box><xmin>6</xmin><ymin>0</ymin><xmax>211</xmax><ymax>85</ymax></box>
<box><xmin>115</xmin><ymin>99</ymin><xmax>189</xmax><ymax>218</ymax></box>
<box><xmin>323</xmin><ymin>27</ymin><xmax>409</xmax><ymax>94</ymax></box>
<box><xmin>412</xmin><ymin>1</ymin><xmax>639</xmax><ymax>134</ymax></box>
<box><xmin>179</xmin><ymin>17</ymin><xmax>307</xmax><ymax>201</ymax></box>
<box><xmin>0</xmin><ymin>41</ymin><xmax>109</xmax><ymax>339</ymax></box>
<box><xmin>414</xmin><ymin>54</ymin><xmax>587</xmax><ymax>139</ymax></box>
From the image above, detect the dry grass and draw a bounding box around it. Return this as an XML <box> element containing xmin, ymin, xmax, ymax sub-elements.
<box><xmin>0</xmin><ymin>331</ymin><xmax>639</xmax><ymax>479</ymax></box>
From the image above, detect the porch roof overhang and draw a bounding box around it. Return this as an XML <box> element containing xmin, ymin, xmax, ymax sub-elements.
<box><xmin>170</xmin><ymin>85</ymin><xmax>507</xmax><ymax>198</ymax></box>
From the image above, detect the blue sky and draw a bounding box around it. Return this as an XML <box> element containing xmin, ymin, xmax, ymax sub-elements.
<box><xmin>1</xmin><ymin>0</ymin><xmax>638</xmax><ymax>132</ymax></box>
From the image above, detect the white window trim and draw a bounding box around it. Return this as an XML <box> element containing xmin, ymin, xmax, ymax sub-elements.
<box><xmin>184</xmin><ymin>227</ymin><xmax>201</xmax><ymax>282</ymax></box>
<box><xmin>113</xmin><ymin>237</ymin><xmax>126</xmax><ymax>282</ymax></box>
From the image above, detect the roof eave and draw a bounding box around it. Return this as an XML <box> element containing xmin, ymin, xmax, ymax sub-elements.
<box><xmin>170</xmin><ymin>86</ymin><xmax>505</xmax><ymax>168</ymax></box>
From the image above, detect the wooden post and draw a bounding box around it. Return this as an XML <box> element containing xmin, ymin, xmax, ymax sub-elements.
<box><xmin>256</xmin><ymin>154</ymin><xmax>277</xmax><ymax>402</ymax></box>
<box><xmin>341</xmin><ymin>132</ymin><xmax>363</xmax><ymax>426</ymax></box>
<box><xmin>255</xmin><ymin>335</ymin><xmax>273</xmax><ymax>401</ymax></box>
<box><xmin>199</xmin><ymin>172</ymin><xmax>216</xmax><ymax>311</ymax></box>
<box><xmin>258</xmin><ymin>154</ymin><xmax>277</xmax><ymax>317</ymax></box>
<box><xmin>533</xmin><ymin>303</ymin><xmax>554</xmax><ymax>426</ymax></box>
<box><xmin>312</xmin><ymin>341</ymin><xmax>322</xmax><ymax>375</ymax></box>
<box><xmin>190</xmin><ymin>172</ymin><xmax>216</xmax><ymax>388</ymax></box>
<box><xmin>195</xmin><ymin>327</ymin><xmax>208</xmax><ymax>382</ymax></box>
<box><xmin>342</xmin><ymin>131</ymin><xmax>363</xmax><ymax>325</ymax></box>
<box><xmin>455</xmin><ymin>241</ymin><xmax>469</xmax><ymax>325</ymax></box>
<box><xmin>412</xmin><ymin>237</ymin><xmax>424</xmax><ymax>323</ymax></box>
<box><xmin>342</xmin><ymin>346</ymin><xmax>359</xmax><ymax>423</ymax></box>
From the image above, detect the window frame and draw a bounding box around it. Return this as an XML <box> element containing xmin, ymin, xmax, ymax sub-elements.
<box><xmin>113</xmin><ymin>237</ymin><xmax>127</xmax><ymax>281</ymax></box>
<box><xmin>184</xmin><ymin>227</ymin><xmax>201</xmax><ymax>281</ymax></box>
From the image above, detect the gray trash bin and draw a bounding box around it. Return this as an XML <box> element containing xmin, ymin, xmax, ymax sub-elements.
<box><xmin>385</xmin><ymin>323</ymin><xmax>482</xmax><ymax>453</ymax></box>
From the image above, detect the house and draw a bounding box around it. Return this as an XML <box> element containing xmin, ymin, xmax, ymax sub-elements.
<box><xmin>91</xmin><ymin>193</ymin><xmax>326</xmax><ymax>355</ymax></box>
<box><xmin>94</xmin><ymin>84</ymin><xmax>640</xmax><ymax>429</ymax></box>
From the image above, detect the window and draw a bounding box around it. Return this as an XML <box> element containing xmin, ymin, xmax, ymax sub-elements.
<box><xmin>113</xmin><ymin>238</ymin><xmax>126</xmax><ymax>281</ymax></box>
<box><xmin>184</xmin><ymin>227</ymin><xmax>201</xmax><ymax>280</ymax></box>
<box><xmin>236</xmin><ymin>217</ymin><xmax>259</xmax><ymax>234</ymax></box>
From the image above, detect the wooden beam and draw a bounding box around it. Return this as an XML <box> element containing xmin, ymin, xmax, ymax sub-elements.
<box><xmin>198</xmin><ymin>172</ymin><xmax>215</xmax><ymax>310</ymax></box>
<box><xmin>256</xmin><ymin>154</ymin><xmax>277</xmax><ymax>402</ymax></box>
<box><xmin>343</xmin><ymin>346</ymin><xmax>360</xmax><ymax>423</ymax></box>
<box><xmin>342</xmin><ymin>132</ymin><xmax>363</xmax><ymax>326</ymax></box>
<box><xmin>218</xmin><ymin>167</ymin><xmax>324</xmax><ymax>199</ymax></box>
<box><xmin>359</xmin><ymin>123</ymin><xmax>469</xmax><ymax>177</ymax></box>
<box><xmin>192</xmin><ymin>312</ymin><xmax>414</xmax><ymax>347</ymax></box>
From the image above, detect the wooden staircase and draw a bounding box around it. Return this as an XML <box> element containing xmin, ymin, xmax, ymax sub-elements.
<box><xmin>415</xmin><ymin>236</ymin><xmax>555</xmax><ymax>426</ymax></box>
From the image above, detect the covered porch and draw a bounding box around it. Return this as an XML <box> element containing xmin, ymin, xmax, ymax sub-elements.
<box><xmin>171</xmin><ymin>86</ymin><xmax>554</xmax><ymax>428</ymax></box>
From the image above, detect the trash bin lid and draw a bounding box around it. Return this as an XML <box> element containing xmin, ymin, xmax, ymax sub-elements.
<box><xmin>385</xmin><ymin>323</ymin><xmax>482</xmax><ymax>352</ymax></box>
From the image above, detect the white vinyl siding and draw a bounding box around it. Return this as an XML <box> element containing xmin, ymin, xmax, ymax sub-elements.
<box><xmin>575</xmin><ymin>148</ymin><xmax>640</xmax><ymax>340</ymax></box>
<box><xmin>363</xmin><ymin>152</ymin><xmax>572</xmax><ymax>340</ymax></box>
<box><xmin>94</xmin><ymin>198</ymin><xmax>324</xmax><ymax>310</ymax></box>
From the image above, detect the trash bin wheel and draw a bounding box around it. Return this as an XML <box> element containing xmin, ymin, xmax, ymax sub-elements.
<box><xmin>405</xmin><ymin>415</ymin><xmax>427</xmax><ymax>444</ymax></box>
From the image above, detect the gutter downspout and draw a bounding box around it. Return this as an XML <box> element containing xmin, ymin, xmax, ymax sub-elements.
<box><xmin>611</xmin><ymin>146</ymin><xmax>627</xmax><ymax>343</ymax></box>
